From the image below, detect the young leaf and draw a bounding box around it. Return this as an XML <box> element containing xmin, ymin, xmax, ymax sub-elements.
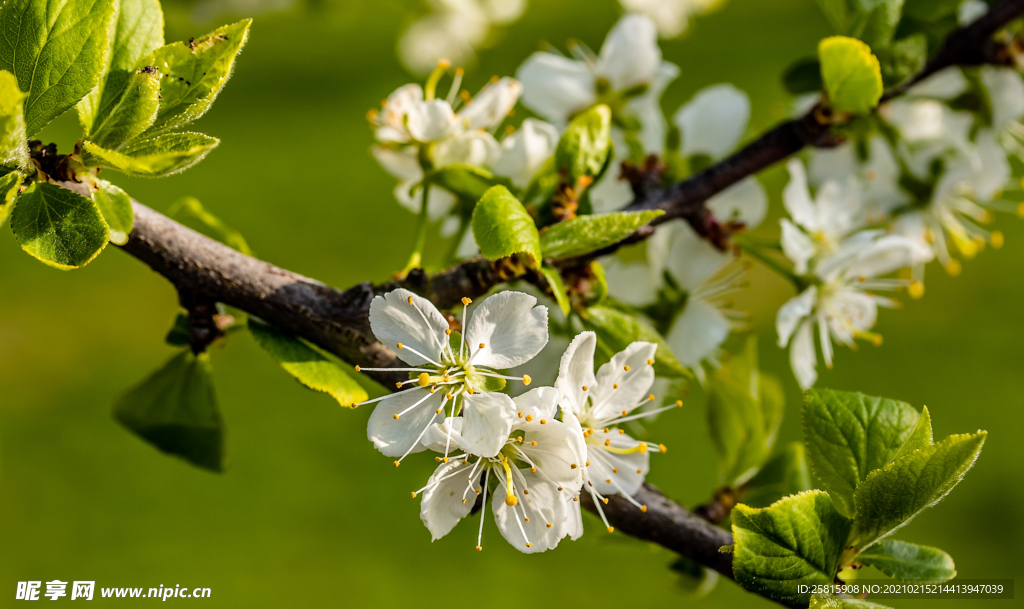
<box><xmin>0</xmin><ymin>70</ymin><xmax>29</xmax><ymax>169</ymax></box>
<box><xmin>0</xmin><ymin>0</ymin><xmax>116</xmax><ymax>135</ymax></box>
<box><xmin>78</xmin><ymin>0</ymin><xmax>164</xmax><ymax>134</ymax></box>
<box><xmin>0</xmin><ymin>169</ymin><xmax>23</xmax><ymax>227</ymax></box>
<box><xmin>853</xmin><ymin>0</ymin><xmax>905</xmax><ymax>49</ymax></box>
<box><xmin>819</xmin><ymin>36</ymin><xmax>883</xmax><ymax>115</ymax></box>
<box><xmin>555</xmin><ymin>105</ymin><xmax>612</xmax><ymax>181</ymax></box>
<box><xmin>471</xmin><ymin>185</ymin><xmax>541</xmax><ymax>266</ymax></box>
<box><xmin>539</xmin><ymin>210</ymin><xmax>664</xmax><ymax>259</ymax></box>
<box><xmin>876</xmin><ymin>34</ymin><xmax>927</xmax><ymax>88</ymax></box>
<box><xmin>113</xmin><ymin>350</ymin><xmax>225</xmax><ymax>472</ymax></box>
<box><xmin>813</xmin><ymin>0</ymin><xmax>851</xmax><ymax>33</ymax></box>
<box><xmin>903</xmin><ymin>0</ymin><xmax>964</xmax><ymax>22</ymax></box>
<box><xmin>87</xmin><ymin>69</ymin><xmax>161</xmax><ymax>148</ymax></box>
<box><xmin>92</xmin><ymin>179</ymin><xmax>134</xmax><ymax>245</ymax></box>
<box><xmin>707</xmin><ymin>337</ymin><xmax>784</xmax><ymax>485</ymax></box>
<box><xmin>10</xmin><ymin>182</ymin><xmax>109</xmax><ymax>269</ymax></box>
<box><xmin>732</xmin><ymin>490</ymin><xmax>853</xmax><ymax>605</ymax></box>
<box><xmin>891</xmin><ymin>405</ymin><xmax>932</xmax><ymax>461</ymax></box>
<box><xmin>581</xmin><ymin>305</ymin><xmax>690</xmax><ymax>379</ymax></box>
<box><xmin>168</xmin><ymin>196</ymin><xmax>252</xmax><ymax>255</ymax></box>
<box><xmin>428</xmin><ymin>164</ymin><xmax>514</xmax><ymax>204</ymax></box>
<box><xmin>802</xmin><ymin>389</ymin><xmax>925</xmax><ymax>517</ymax></box>
<box><xmin>140</xmin><ymin>20</ymin><xmax>251</xmax><ymax>135</ymax></box>
<box><xmin>165</xmin><ymin>312</ymin><xmax>191</xmax><ymax>347</ymax></box>
<box><xmin>740</xmin><ymin>443</ymin><xmax>812</xmax><ymax>509</ymax></box>
<box><xmin>539</xmin><ymin>265</ymin><xmax>570</xmax><ymax>316</ymax></box>
<box><xmin>857</xmin><ymin>539</ymin><xmax>956</xmax><ymax>582</ymax></box>
<box><xmin>82</xmin><ymin>132</ymin><xmax>219</xmax><ymax>177</ymax></box>
<box><xmin>810</xmin><ymin>593</ymin><xmax>895</xmax><ymax>609</ymax></box>
<box><xmin>783</xmin><ymin>58</ymin><xmax>824</xmax><ymax>95</ymax></box>
<box><xmin>851</xmin><ymin>431</ymin><xmax>987</xmax><ymax>549</ymax></box>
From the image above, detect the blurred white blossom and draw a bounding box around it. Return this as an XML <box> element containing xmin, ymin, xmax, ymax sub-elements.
<box><xmin>618</xmin><ymin>0</ymin><xmax>726</xmax><ymax>38</ymax></box>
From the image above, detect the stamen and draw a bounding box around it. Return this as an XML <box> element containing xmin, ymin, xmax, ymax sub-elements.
<box><xmin>395</xmin><ymin>343</ymin><xmax>442</xmax><ymax>367</ymax></box>
<box><xmin>476</xmin><ymin>469</ymin><xmax>489</xmax><ymax>551</ymax></box>
<box><xmin>354</xmin><ymin>384</ymin><xmax>427</xmax><ymax>407</ymax></box>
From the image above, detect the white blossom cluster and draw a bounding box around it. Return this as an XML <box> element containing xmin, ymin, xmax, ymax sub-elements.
<box><xmin>355</xmin><ymin>289</ymin><xmax>677</xmax><ymax>552</ymax></box>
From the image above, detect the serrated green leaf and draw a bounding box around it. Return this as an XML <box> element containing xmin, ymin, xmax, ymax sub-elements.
<box><xmin>0</xmin><ymin>0</ymin><xmax>116</xmax><ymax>135</ymax></box>
<box><xmin>802</xmin><ymin>389</ymin><xmax>924</xmax><ymax>517</ymax></box>
<box><xmin>783</xmin><ymin>58</ymin><xmax>825</xmax><ymax>95</ymax></box>
<box><xmin>741</xmin><ymin>443</ymin><xmax>813</xmax><ymax>509</ymax></box>
<box><xmin>79</xmin><ymin>0</ymin><xmax>164</xmax><ymax>134</ymax></box>
<box><xmin>539</xmin><ymin>265</ymin><xmax>570</xmax><ymax>316</ymax></box>
<box><xmin>876</xmin><ymin>34</ymin><xmax>927</xmax><ymax>88</ymax></box>
<box><xmin>428</xmin><ymin>164</ymin><xmax>514</xmax><ymax>205</ymax></box>
<box><xmin>0</xmin><ymin>169</ymin><xmax>23</xmax><ymax>226</ymax></box>
<box><xmin>732</xmin><ymin>490</ymin><xmax>853</xmax><ymax>605</ymax></box>
<box><xmin>903</xmin><ymin>0</ymin><xmax>964</xmax><ymax>22</ymax></box>
<box><xmin>82</xmin><ymin>132</ymin><xmax>219</xmax><ymax>177</ymax></box>
<box><xmin>167</xmin><ymin>196</ymin><xmax>252</xmax><ymax>255</ymax></box>
<box><xmin>555</xmin><ymin>105</ymin><xmax>612</xmax><ymax>181</ymax></box>
<box><xmin>539</xmin><ymin>210</ymin><xmax>663</xmax><ymax>259</ymax></box>
<box><xmin>0</xmin><ymin>70</ymin><xmax>28</xmax><ymax>169</ymax></box>
<box><xmin>581</xmin><ymin>305</ymin><xmax>690</xmax><ymax>379</ymax></box>
<box><xmin>707</xmin><ymin>337</ymin><xmax>784</xmax><ymax>485</ymax></box>
<box><xmin>87</xmin><ymin>69</ymin><xmax>161</xmax><ymax>148</ymax></box>
<box><xmin>819</xmin><ymin>36</ymin><xmax>883</xmax><ymax>115</ymax></box>
<box><xmin>857</xmin><ymin>539</ymin><xmax>956</xmax><ymax>581</ymax></box>
<box><xmin>248</xmin><ymin>319</ymin><xmax>367</xmax><ymax>407</ymax></box>
<box><xmin>92</xmin><ymin>178</ymin><xmax>134</xmax><ymax>245</ymax></box>
<box><xmin>140</xmin><ymin>19</ymin><xmax>250</xmax><ymax>135</ymax></box>
<box><xmin>892</xmin><ymin>405</ymin><xmax>931</xmax><ymax>461</ymax></box>
<box><xmin>114</xmin><ymin>350</ymin><xmax>225</xmax><ymax>472</ymax></box>
<box><xmin>810</xmin><ymin>592</ymin><xmax>895</xmax><ymax>609</ymax></box>
<box><xmin>471</xmin><ymin>185</ymin><xmax>541</xmax><ymax>266</ymax></box>
<box><xmin>851</xmin><ymin>431</ymin><xmax>986</xmax><ymax>548</ymax></box>
<box><xmin>10</xmin><ymin>182</ymin><xmax>109</xmax><ymax>269</ymax></box>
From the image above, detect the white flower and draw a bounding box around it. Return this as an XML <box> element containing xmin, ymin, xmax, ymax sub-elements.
<box><xmin>604</xmin><ymin>178</ymin><xmax>767</xmax><ymax>377</ymax></box>
<box><xmin>777</xmin><ymin>235</ymin><xmax>919</xmax><ymax>389</ymax></box>
<box><xmin>517</xmin><ymin>14</ymin><xmax>679</xmax><ymax>149</ymax></box>
<box><xmin>357</xmin><ymin>289</ymin><xmax>548</xmax><ymax>463</ymax></box>
<box><xmin>808</xmin><ymin>135</ymin><xmax>908</xmax><ymax>219</ymax></box>
<box><xmin>492</xmin><ymin>118</ymin><xmax>560</xmax><ymax>188</ymax></box>
<box><xmin>554</xmin><ymin>333</ymin><xmax>681</xmax><ymax>530</ymax></box>
<box><xmin>415</xmin><ymin>387</ymin><xmax>586</xmax><ymax>552</ymax></box>
<box><xmin>618</xmin><ymin>0</ymin><xmax>725</xmax><ymax>37</ymax></box>
<box><xmin>673</xmin><ymin>84</ymin><xmax>750</xmax><ymax>161</ymax></box>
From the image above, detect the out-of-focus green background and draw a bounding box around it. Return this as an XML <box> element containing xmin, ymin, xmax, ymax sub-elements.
<box><xmin>1</xmin><ymin>0</ymin><xmax>1021</xmax><ymax>606</ymax></box>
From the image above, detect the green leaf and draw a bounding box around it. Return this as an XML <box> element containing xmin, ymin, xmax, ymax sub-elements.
<box><xmin>539</xmin><ymin>210</ymin><xmax>663</xmax><ymax>259</ymax></box>
<box><xmin>78</xmin><ymin>0</ymin><xmax>164</xmax><ymax>134</ymax></box>
<box><xmin>814</xmin><ymin>0</ymin><xmax>852</xmax><ymax>33</ymax></box>
<box><xmin>580</xmin><ymin>305</ymin><xmax>690</xmax><ymax>379</ymax></box>
<box><xmin>707</xmin><ymin>337</ymin><xmax>785</xmax><ymax>485</ymax></box>
<box><xmin>0</xmin><ymin>70</ymin><xmax>28</xmax><ymax>169</ymax></box>
<box><xmin>741</xmin><ymin>443</ymin><xmax>813</xmax><ymax>509</ymax></box>
<box><xmin>555</xmin><ymin>105</ymin><xmax>612</xmax><ymax>181</ymax></box>
<box><xmin>165</xmin><ymin>311</ymin><xmax>190</xmax><ymax>347</ymax></box>
<box><xmin>86</xmin><ymin>68</ymin><xmax>161</xmax><ymax>148</ymax></box>
<box><xmin>810</xmin><ymin>593</ymin><xmax>895</xmax><ymax>609</ymax></box>
<box><xmin>783</xmin><ymin>58</ymin><xmax>824</xmax><ymax>95</ymax></box>
<box><xmin>857</xmin><ymin>539</ymin><xmax>956</xmax><ymax>581</ymax></box>
<box><xmin>10</xmin><ymin>182</ymin><xmax>109</xmax><ymax>269</ymax></box>
<box><xmin>903</xmin><ymin>0</ymin><xmax>964</xmax><ymax>22</ymax></box>
<box><xmin>167</xmin><ymin>196</ymin><xmax>252</xmax><ymax>255</ymax></box>
<box><xmin>819</xmin><ymin>36</ymin><xmax>884</xmax><ymax>115</ymax></box>
<box><xmin>140</xmin><ymin>19</ymin><xmax>251</xmax><ymax>134</ymax></box>
<box><xmin>732</xmin><ymin>490</ymin><xmax>853</xmax><ymax>605</ymax></box>
<box><xmin>248</xmin><ymin>319</ymin><xmax>367</xmax><ymax>407</ymax></box>
<box><xmin>0</xmin><ymin>0</ymin><xmax>116</xmax><ymax>135</ymax></box>
<box><xmin>113</xmin><ymin>350</ymin><xmax>225</xmax><ymax>472</ymax></box>
<box><xmin>539</xmin><ymin>265</ymin><xmax>570</xmax><ymax>316</ymax></box>
<box><xmin>0</xmin><ymin>169</ymin><xmax>23</xmax><ymax>227</ymax></box>
<box><xmin>92</xmin><ymin>178</ymin><xmax>134</xmax><ymax>245</ymax></box>
<box><xmin>802</xmin><ymin>389</ymin><xmax>925</xmax><ymax>517</ymax></box>
<box><xmin>852</xmin><ymin>0</ymin><xmax>905</xmax><ymax>48</ymax></box>
<box><xmin>876</xmin><ymin>34</ymin><xmax>927</xmax><ymax>88</ymax></box>
<box><xmin>471</xmin><ymin>185</ymin><xmax>541</xmax><ymax>266</ymax></box>
<box><xmin>850</xmin><ymin>431</ymin><xmax>986</xmax><ymax>548</ymax></box>
<box><xmin>892</xmin><ymin>405</ymin><xmax>932</xmax><ymax>461</ymax></box>
<box><xmin>428</xmin><ymin>164</ymin><xmax>514</xmax><ymax>204</ymax></box>
<box><xmin>82</xmin><ymin>132</ymin><xmax>219</xmax><ymax>177</ymax></box>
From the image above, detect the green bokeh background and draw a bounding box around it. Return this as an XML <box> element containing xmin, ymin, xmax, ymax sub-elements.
<box><xmin>1</xmin><ymin>0</ymin><xmax>1021</xmax><ymax>606</ymax></box>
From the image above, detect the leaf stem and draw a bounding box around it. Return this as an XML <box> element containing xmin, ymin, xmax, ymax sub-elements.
<box><xmin>734</xmin><ymin>235</ymin><xmax>803</xmax><ymax>289</ymax></box>
<box><xmin>402</xmin><ymin>181</ymin><xmax>431</xmax><ymax>275</ymax></box>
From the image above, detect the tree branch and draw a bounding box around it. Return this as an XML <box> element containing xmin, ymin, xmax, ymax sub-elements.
<box><xmin>101</xmin><ymin>4</ymin><xmax>1024</xmax><ymax>607</ymax></box>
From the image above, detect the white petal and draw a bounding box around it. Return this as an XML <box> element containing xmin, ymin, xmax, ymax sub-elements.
<box><xmin>369</xmin><ymin>288</ymin><xmax>448</xmax><ymax>365</ymax></box>
<box><xmin>789</xmin><ymin>320</ymin><xmax>818</xmax><ymax>390</ymax></box>
<box><xmin>707</xmin><ymin>176</ymin><xmax>767</xmax><ymax>229</ymax></box>
<box><xmin>842</xmin><ymin>234</ymin><xmax>917</xmax><ymax>280</ymax></box>
<box><xmin>512</xmin><ymin>386</ymin><xmax>561</xmax><ymax>421</ymax></box>
<box><xmin>827</xmin><ymin>288</ymin><xmax>877</xmax><ymax>343</ymax></box>
<box><xmin>959</xmin><ymin>0</ymin><xmax>988</xmax><ymax>24</ymax></box>
<box><xmin>588</xmin><ymin>168</ymin><xmax>635</xmax><ymax>213</ymax></box>
<box><xmin>674</xmin><ymin>84</ymin><xmax>750</xmax><ymax>159</ymax></box>
<box><xmin>493</xmin><ymin>118</ymin><xmax>559</xmax><ymax>188</ymax></box>
<box><xmin>459</xmin><ymin>77</ymin><xmax>523</xmax><ymax>131</ymax></box>
<box><xmin>808</xmin><ymin>142</ymin><xmax>857</xmax><ymax>187</ymax></box>
<box><xmin>971</xmin><ymin>129</ymin><xmax>1010</xmax><ymax>200</ymax></box>
<box><xmin>465</xmin><ymin>291</ymin><xmax>549</xmax><ymax>369</ymax></box>
<box><xmin>776</xmin><ymin>286</ymin><xmax>817</xmax><ymax>348</ymax></box>
<box><xmin>603</xmin><ymin>258</ymin><xmax>659</xmax><ymax>307</ymax></box>
<box><xmin>591</xmin><ymin>341</ymin><xmax>657</xmax><ymax>422</ymax></box>
<box><xmin>480</xmin><ymin>0</ymin><xmax>525</xmax><ymax>23</ymax></box>
<box><xmin>517</xmin><ymin>52</ymin><xmax>596</xmax><ymax>123</ymax></box>
<box><xmin>598</xmin><ymin>14</ymin><xmax>661</xmax><ymax>91</ymax></box>
<box><xmin>628</xmin><ymin>61</ymin><xmax>680</xmax><ymax>152</ymax></box>
<box><xmin>375</xmin><ymin>83</ymin><xmax>424</xmax><ymax>142</ymax></box>
<box><xmin>665</xmin><ymin>221</ymin><xmax>731</xmax><ymax>292</ymax></box>
<box><xmin>419</xmin><ymin>459</ymin><xmax>479</xmax><ymax>540</ymax></box>
<box><xmin>492</xmin><ymin>471</ymin><xmax>570</xmax><ymax>553</ymax></box>
<box><xmin>780</xmin><ymin>218</ymin><xmax>816</xmax><ymax>275</ymax></box>
<box><xmin>406</xmin><ymin>99</ymin><xmax>461</xmax><ymax>142</ymax></box>
<box><xmin>398</xmin><ymin>12</ymin><xmax>487</xmax><ymax>76</ymax></box>
<box><xmin>586</xmin><ymin>432</ymin><xmax>649</xmax><ymax>497</ymax></box>
<box><xmin>371</xmin><ymin>146</ymin><xmax>422</xmax><ymax>181</ymax></box>
<box><xmin>393</xmin><ymin>180</ymin><xmax>457</xmax><ymax>221</ymax></box>
<box><xmin>908</xmin><ymin>68</ymin><xmax>968</xmax><ymax>99</ymax></box>
<box><xmin>421</xmin><ymin>417</ymin><xmax>470</xmax><ymax>453</ymax></box>
<box><xmin>981</xmin><ymin>66</ymin><xmax>1024</xmax><ymax>129</ymax></box>
<box><xmin>554</xmin><ymin>331</ymin><xmax>598</xmax><ymax>416</ymax></box>
<box><xmin>518</xmin><ymin>416</ymin><xmax>586</xmax><ymax>488</ymax></box>
<box><xmin>432</xmin><ymin>130</ymin><xmax>501</xmax><ymax>168</ymax></box>
<box><xmin>666</xmin><ymin>299</ymin><xmax>730</xmax><ymax>369</ymax></box>
<box><xmin>460</xmin><ymin>392</ymin><xmax>517</xmax><ymax>458</ymax></box>
<box><xmin>366</xmin><ymin>389</ymin><xmax>443</xmax><ymax>457</ymax></box>
<box><xmin>620</xmin><ymin>0</ymin><xmax>689</xmax><ymax>37</ymax></box>
<box><xmin>783</xmin><ymin>159</ymin><xmax>818</xmax><ymax>231</ymax></box>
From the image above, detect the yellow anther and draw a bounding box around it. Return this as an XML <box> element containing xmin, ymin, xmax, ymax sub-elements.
<box><xmin>648</xmin><ymin>394</ymin><xmax>655</xmax><ymax>401</ymax></box>
<box><xmin>624</xmin><ymin>365</ymin><xmax>630</xmax><ymax>371</ymax></box>
<box><xmin>443</xmin><ymin>457</ymin><xmax>449</xmax><ymax>463</ymax></box>
<box><xmin>540</xmin><ymin>419</ymin><xmax>546</xmax><ymax>424</ymax></box>
<box><xmin>462</xmin><ymin>499</ymin><xmax>467</xmax><ymax>504</ymax></box>
<box><xmin>418</xmin><ymin>373</ymin><xmax>430</xmax><ymax>386</ymax></box>
<box><xmin>523</xmin><ymin>489</ymin><xmax>529</xmax><ymax>495</ymax></box>
<box><xmin>1017</xmin><ymin>202</ymin><xmax>1024</xmax><ymax>218</ymax></box>
<box><xmin>636</xmin><ymin>468</ymin><xmax>642</xmax><ymax>474</ymax></box>
<box><xmin>446</xmin><ymin>393</ymin><xmax>453</xmax><ymax>399</ymax></box>
<box><xmin>366</xmin><ymin>108</ymin><xmax>379</xmax><ymax>122</ymax></box>
<box><xmin>908</xmin><ymin>281</ymin><xmax>924</xmax><ymax>299</ymax></box>
<box><xmin>640</xmin><ymin>505</ymin><xmax>647</xmax><ymax>513</ymax></box>
<box><xmin>455</xmin><ymin>67</ymin><xmax>465</xmax><ymax>76</ymax></box>
<box><xmin>531</xmin><ymin>467</ymin><xmax>536</xmax><ymax>472</ymax></box>
<box><xmin>546</xmin><ymin>523</ymin><xmax>553</xmax><ymax>529</ymax></box>
<box><xmin>570</xmin><ymin>463</ymin><xmax>578</xmax><ymax>469</ymax></box>
<box><xmin>582</xmin><ymin>385</ymin><xmax>588</xmax><ymax>391</ymax></box>
<box><xmin>659</xmin><ymin>443</ymin><xmax>667</xmax><ymax>453</ymax></box>
<box><xmin>478</xmin><ymin>342</ymin><xmax>486</xmax><ymax>349</ymax></box>
<box><xmin>557</xmin><ymin>486</ymin><xmax>563</xmax><ymax>491</ymax></box>
<box><xmin>603</xmin><ymin>428</ymin><xmax>609</xmax><ymax>433</ymax></box>
<box><xmin>525</xmin><ymin>542</ymin><xmax>532</xmax><ymax>548</ymax></box>
<box><xmin>638</xmin><ymin>443</ymin><xmax>648</xmax><ymax>454</ymax></box>
<box><xmin>435</xmin><ymin>409</ymin><xmax>442</xmax><ymax>414</ymax></box>
<box><xmin>991</xmin><ymin>231</ymin><xmax>1005</xmax><ymax>249</ymax></box>
<box><xmin>586</xmin><ymin>460</ymin><xmax>590</xmax><ymax>466</ymax></box>
<box><xmin>675</xmin><ymin>400</ymin><xmax>683</xmax><ymax>407</ymax></box>
<box><xmin>466</xmin><ymin>387</ymin><xmax>474</xmax><ymax>394</ymax></box>
<box><xmin>393</xmin><ymin>414</ymin><xmax>400</xmax><ymax>419</ymax></box>
<box><xmin>443</xmin><ymin>375</ymin><xmax>450</xmax><ymax>382</ymax></box>
<box><xmin>646</xmin><ymin>358</ymin><xmax>653</xmax><ymax>365</ymax></box>
<box><xmin>395</xmin><ymin>382</ymin><xmax>402</xmax><ymax>389</ymax></box>
<box><xmin>946</xmin><ymin>260</ymin><xmax>962</xmax><ymax>276</ymax></box>
<box><xmin>613</xmin><ymin>384</ymin><xmax>619</xmax><ymax>389</ymax></box>
<box><xmin>462</xmin><ymin>297</ymin><xmax>472</xmax><ymax>305</ymax></box>
<box><xmin>516</xmin><ymin>436</ymin><xmax>523</xmax><ymax>442</ymax></box>
<box><xmin>411</xmin><ymin>492</ymin><xmax>417</xmax><ymax>498</ymax></box>
<box><xmin>619</xmin><ymin>429</ymin><xmax>624</xmax><ymax>434</ymax></box>
<box><xmin>518</xmin><ymin>412</ymin><xmax>523</xmax><ymax>418</ymax></box>
<box><xmin>460</xmin><ymin>91</ymin><xmax>472</xmax><ymax>102</ymax></box>
<box><xmin>505</xmin><ymin>125</ymin><xmax>515</xmax><ymax>135</ymax></box>
<box><xmin>397</xmin><ymin>342</ymin><xmax>404</xmax><ymax>349</ymax></box>
<box><xmin>435</xmin><ymin>457</ymin><xmax>442</xmax><ymax>462</ymax></box>
<box><xmin>573</xmin><ymin>496</ymin><xmax>578</xmax><ymax>502</ymax></box>
<box><xmin>407</xmin><ymin>296</ymin><xmax>414</xmax><ymax>304</ymax></box>
<box><xmin>621</xmin><ymin>410</ymin><xmax>628</xmax><ymax>416</ymax></box>
<box><xmin>430</xmin><ymin>388</ymin><xmax>436</xmax><ymax>394</ymax></box>
<box><xmin>505</xmin><ymin>496</ymin><xmax>517</xmax><ymax>506</ymax></box>
<box><xmin>490</xmin><ymin>75</ymin><xmax>499</xmax><ymax>83</ymax></box>
<box><xmin>530</xmin><ymin>441</ymin><xmax>537</xmax><ymax>446</ymax></box>
<box><xmin>475</xmin><ymin>545</ymin><xmax>482</xmax><ymax>551</ymax></box>
<box><xmin>524</xmin><ymin>517</ymin><xmax>529</xmax><ymax>522</ymax></box>
<box><xmin>525</xmin><ymin>415</ymin><xmax>533</xmax><ymax>422</ymax></box>
<box><xmin>523</xmin><ymin>375</ymin><xmax>532</xmax><ymax>385</ymax></box>
<box><xmin>604</xmin><ymin>439</ymin><xmax>611</xmax><ymax>446</ymax></box>
<box><xmin>612</xmin><ymin>467</ymin><xmax>618</xmax><ymax>473</ymax></box>
<box><xmin>445</xmin><ymin>328</ymin><xmax>452</xmax><ymax>335</ymax></box>
<box><xmin>394</xmin><ymin>461</ymin><xmax>401</xmax><ymax>467</ymax></box>
<box><xmin>354</xmin><ymin>365</ymin><xmax>361</xmax><ymax>372</ymax></box>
